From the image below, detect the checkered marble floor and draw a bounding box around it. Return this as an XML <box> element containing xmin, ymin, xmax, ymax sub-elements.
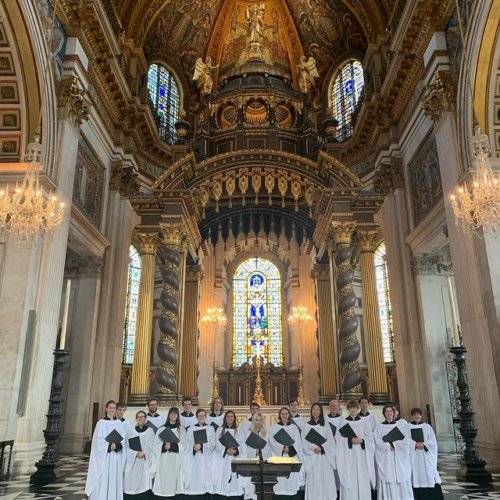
<box><xmin>0</xmin><ymin>453</ymin><xmax>498</xmax><ymax>499</ymax></box>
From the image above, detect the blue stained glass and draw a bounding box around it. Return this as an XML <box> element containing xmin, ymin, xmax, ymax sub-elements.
<box><xmin>159</xmin><ymin>87</ymin><xmax>166</xmax><ymax>97</ymax></box>
<box><xmin>345</xmin><ymin>79</ymin><xmax>353</xmax><ymax>94</ymax></box>
<box><xmin>122</xmin><ymin>245</ymin><xmax>141</xmax><ymax>365</ymax></box>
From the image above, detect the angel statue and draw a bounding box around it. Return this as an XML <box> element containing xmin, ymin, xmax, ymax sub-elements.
<box><xmin>193</xmin><ymin>57</ymin><xmax>219</xmax><ymax>95</ymax></box>
<box><xmin>246</xmin><ymin>3</ymin><xmax>265</xmax><ymax>44</ymax></box>
<box><xmin>297</xmin><ymin>55</ymin><xmax>319</xmax><ymax>94</ymax></box>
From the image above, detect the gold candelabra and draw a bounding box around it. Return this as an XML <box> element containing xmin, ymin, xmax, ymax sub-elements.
<box><xmin>253</xmin><ymin>355</ymin><xmax>266</xmax><ymax>406</ymax></box>
<box><xmin>288</xmin><ymin>306</ymin><xmax>313</xmax><ymax>406</ymax></box>
<box><xmin>212</xmin><ymin>358</ymin><xmax>219</xmax><ymax>400</ymax></box>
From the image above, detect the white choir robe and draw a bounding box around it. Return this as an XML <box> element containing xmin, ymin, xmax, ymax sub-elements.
<box><xmin>325</xmin><ymin>414</ymin><xmax>343</xmax><ymax>486</ymax></box>
<box><xmin>238</xmin><ymin>417</ymin><xmax>254</xmax><ymax>434</ymax></box>
<box><xmin>374</xmin><ymin>421</ymin><xmax>414</xmax><ymax>500</ymax></box>
<box><xmin>241</xmin><ymin>429</ymin><xmax>272</xmax><ymax>500</ymax></box>
<box><xmin>183</xmin><ymin>423</ymin><xmax>216</xmax><ymax>495</ymax></box>
<box><xmin>408</xmin><ymin>422</ymin><xmax>441</xmax><ymax>489</ymax></box>
<box><xmin>152</xmin><ymin>424</ymin><xmax>186</xmax><ymax>497</ymax></box>
<box><xmin>207</xmin><ymin>412</ymin><xmax>225</xmax><ymax>432</ymax></box>
<box><xmin>213</xmin><ymin>427</ymin><xmax>247</xmax><ymax>497</ymax></box>
<box><xmin>359</xmin><ymin>412</ymin><xmax>378</xmax><ymax>432</ymax></box>
<box><xmin>268</xmin><ymin>422</ymin><xmax>304</xmax><ymax>496</ymax></box>
<box><xmin>124</xmin><ymin>426</ymin><xmax>156</xmax><ymax>495</ymax></box>
<box><xmin>302</xmin><ymin>422</ymin><xmax>337</xmax><ymax>500</ymax></box>
<box><xmin>336</xmin><ymin>417</ymin><xmax>376</xmax><ymax>500</ymax></box>
<box><xmin>85</xmin><ymin>418</ymin><xmax>127</xmax><ymax>500</ymax></box>
<box><xmin>289</xmin><ymin>414</ymin><xmax>306</xmax><ymax>433</ymax></box>
<box><xmin>146</xmin><ymin>413</ymin><xmax>165</xmax><ymax>429</ymax></box>
<box><xmin>180</xmin><ymin>412</ymin><xmax>198</xmax><ymax>430</ymax></box>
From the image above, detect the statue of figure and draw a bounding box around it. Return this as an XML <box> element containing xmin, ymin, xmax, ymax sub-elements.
<box><xmin>297</xmin><ymin>55</ymin><xmax>319</xmax><ymax>94</ymax></box>
<box><xmin>246</xmin><ymin>3</ymin><xmax>265</xmax><ymax>44</ymax></box>
<box><xmin>193</xmin><ymin>57</ymin><xmax>218</xmax><ymax>95</ymax></box>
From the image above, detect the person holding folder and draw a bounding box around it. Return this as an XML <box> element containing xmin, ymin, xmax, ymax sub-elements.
<box><xmin>207</xmin><ymin>396</ymin><xmax>226</xmax><ymax>432</ymax></box>
<box><xmin>335</xmin><ymin>400</ymin><xmax>375</xmax><ymax>500</ymax></box>
<box><xmin>374</xmin><ymin>404</ymin><xmax>413</xmax><ymax>500</ymax></box>
<box><xmin>302</xmin><ymin>402</ymin><xmax>336</xmax><ymax>500</ymax></box>
<box><xmin>408</xmin><ymin>408</ymin><xmax>444</xmax><ymax>500</ymax></box>
<box><xmin>85</xmin><ymin>400</ymin><xmax>127</xmax><ymax>500</ymax></box>
<box><xmin>213</xmin><ymin>410</ymin><xmax>247</xmax><ymax>498</ymax></box>
<box><xmin>184</xmin><ymin>408</ymin><xmax>216</xmax><ymax>499</ymax></box>
<box><xmin>123</xmin><ymin>410</ymin><xmax>155</xmax><ymax>499</ymax></box>
<box><xmin>268</xmin><ymin>407</ymin><xmax>304</xmax><ymax>499</ymax></box>
<box><xmin>153</xmin><ymin>407</ymin><xmax>186</xmax><ymax>498</ymax></box>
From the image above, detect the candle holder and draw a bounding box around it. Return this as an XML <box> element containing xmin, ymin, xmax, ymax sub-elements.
<box><xmin>30</xmin><ymin>348</ymin><xmax>69</xmax><ymax>485</ymax></box>
<box><xmin>449</xmin><ymin>344</ymin><xmax>492</xmax><ymax>484</ymax></box>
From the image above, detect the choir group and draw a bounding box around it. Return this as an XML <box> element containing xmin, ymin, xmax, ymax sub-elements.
<box><xmin>84</xmin><ymin>396</ymin><xmax>444</xmax><ymax>500</ymax></box>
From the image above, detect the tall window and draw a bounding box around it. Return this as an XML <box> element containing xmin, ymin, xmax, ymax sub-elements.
<box><xmin>331</xmin><ymin>59</ymin><xmax>364</xmax><ymax>142</ymax></box>
<box><xmin>374</xmin><ymin>242</ymin><xmax>394</xmax><ymax>363</ymax></box>
<box><xmin>233</xmin><ymin>258</ymin><xmax>283</xmax><ymax>367</ymax></box>
<box><xmin>122</xmin><ymin>245</ymin><xmax>141</xmax><ymax>365</ymax></box>
<box><xmin>147</xmin><ymin>63</ymin><xmax>180</xmax><ymax>144</ymax></box>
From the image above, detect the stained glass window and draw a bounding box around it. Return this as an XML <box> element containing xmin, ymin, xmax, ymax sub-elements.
<box><xmin>233</xmin><ymin>258</ymin><xmax>283</xmax><ymax>367</ymax></box>
<box><xmin>331</xmin><ymin>60</ymin><xmax>364</xmax><ymax>142</ymax></box>
<box><xmin>122</xmin><ymin>245</ymin><xmax>141</xmax><ymax>365</ymax></box>
<box><xmin>147</xmin><ymin>63</ymin><xmax>180</xmax><ymax>144</ymax></box>
<box><xmin>374</xmin><ymin>242</ymin><xmax>394</xmax><ymax>363</ymax></box>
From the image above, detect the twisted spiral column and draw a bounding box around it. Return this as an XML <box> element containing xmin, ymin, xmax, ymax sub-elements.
<box><xmin>333</xmin><ymin>221</ymin><xmax>363</xmax><ymax>398</ymax></box>
<box><xmin>156</xmin><ymin>222</ymin><xmax>186</xmax><ymax>401</ymax></box>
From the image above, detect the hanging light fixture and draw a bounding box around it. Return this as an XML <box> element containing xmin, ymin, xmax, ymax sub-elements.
<box><xmin>0</xmin><ymin>130</ymin><xmax>64</xmax><ymax>246</ymax></box>
<box><xmin>450</xmin><ymin>126</ymin><xmax>500</xmax><ymax>237</ymax></box>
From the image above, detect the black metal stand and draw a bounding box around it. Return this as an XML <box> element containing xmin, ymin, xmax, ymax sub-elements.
<box><xmin>450</xmin><ymin>345</ymin><xmax>492</xmax><ymax>484</ymax></box>
<box><xmin>30</xmin><ymin>349</ymin><xmax>69</xmax><ymax>485</ymax></box>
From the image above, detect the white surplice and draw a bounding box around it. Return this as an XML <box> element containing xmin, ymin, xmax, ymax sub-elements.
<box><xmin>374</xmin><ymin>421</ymin><xmax>414</xmax><ymax>500</ymax></box>
<box><xmin>206</xmin><ymin>412</ymin><xmax>225</xmax><ymax>433</ymax></box>
<box><xmin>302</xmin><ymin>422</ymin><xmax>337</xmax><ymax>500</ymax></box>
<box><xmin>408</xmin><ymin>422</ymin><xmax>441</xmax><ymax>488</ymax></box>
<box><xmin>123</xmin><ymin>426</ymin><xmax>155</xmax><ymax>495</ymax></box>
<box><xmin>325</xmin><ymin>414</ymin><xmax>343</xmax><ymax>486</ymax></box>
<box><xmin>336</xmin><ymin>417</ymin><xmax>376</xmax><ymax>500</ymax></box>
<box><xmin>146</xmin><ymin>412</ymin><xmax>165</xmax><ymax>430</ymax></box>
<box><xmin>180</xmin><ymin>412</ymin><xmax>198</xmax><ymax>430</ymax></box>
<box><xmin>241</xmin><ymin>429</ymin><xmax>272</xmax><ymax>500</ymax></box>
<box><xmin>152</xmin><ymin>424</ymin><xmax>186</xmax><ymax>497</ymax></box>
<box><xmin>85</xmin><ymin>418</ymin><xmax>127</xmax><ymax>500</ymax></box>
<box><xmin>358</xmin><ymin>411</ymin><xmax>378</xmax><ymax>432</ymax></box>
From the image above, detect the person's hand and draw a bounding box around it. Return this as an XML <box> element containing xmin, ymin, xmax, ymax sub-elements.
<box><xmin>110</xmin><ymin>443</ymin><xmax>117</xmax><ymax>451</ymax></box>
<box><xmin>352</xmin><ymin>437</ymin><xmax>363</xmax><ymax>445</ymax></box>
<box><xmin>194</xmin><ymin>444</ymin><xmax>202</xmax><ymax>452</ymax></box>
<box><xmin>137</xmin><ymin>451</ymin><xmax>145</xmax><ymax>458</ymax></box>
<box><xmin>416</xmin><ymin>442</ymin><xmax>425</xmax><ymax>449</ymax></box>
<box><xmin>164</xmin><ymin>442</ymin><xmax>171</xmax><ymax>451</ymax></box>
<box><xmin>283</xmin><ymin>446</ymin><xmax>289</xmax><ymax>454</ymax></box>
<box><xmin>314</xmin><ymin>447</ymin><xmax>322</xmax><ymax>454</ymax></box>
<box><xmin>227</xmin><ymin>448</ymin><xmax>237</xmax><ymax>455</ymax></box>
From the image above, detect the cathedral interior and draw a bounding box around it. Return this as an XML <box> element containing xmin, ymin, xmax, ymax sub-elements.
<box><xmin>0</xmin><ymin>0</ymin><xmax>500</xmax><ymax>487</ymax></box>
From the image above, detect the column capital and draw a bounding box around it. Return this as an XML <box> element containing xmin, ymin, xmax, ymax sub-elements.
<box><xmin>186</xmin><ymin>264</ymin><xmax>204</xmax><ymax>282</ymax></box>
<box><xmin>133</xmin><ymin>231</ymin><xmax>158</xmax><ymax>255</ymax></box>
<box><xmin>422</xmin><ymin>70</ymin><xmax>456</xmax><ymax>125</ymax></box>
<box><xmin>311</xmin><ymin>263</ymin><xmax>330</xmax><ymax>281</ymax></box>
<box><xmin>159</xmin><ymin>221</ymin><xmax>187</xmax><ymax>246</ymax></box>
<box><xmin>110</xmin><ymin>161</ymin><xmax>140</xmax><ymax>197</ymax></box>
<box><xmin>332</xmin><ymin>221</ymin><xmax>356</xmax><ymax>244</ymax></box>
<box><xmin>57</xmin><ymin>75</ymin><xmax>91</xmax><ymax>127</ymax></box>
<box><xmin>373</xmin><ymin>157</ymin><xmax>404</xmax><ymax>195</ymax></box>
<box><xmin>357</xmin><ymin>230</ymin><xmax>381</xmax><ymax>253</ymax></box>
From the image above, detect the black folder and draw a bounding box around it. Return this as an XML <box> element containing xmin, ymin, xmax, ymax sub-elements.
<box><xmin>410</xmin><ymin>428</ymin><xmax>424</xmax><ymax>442</ymax></box>
<box><xmin>339</xmin><ymin>424</ymin><xmax>357</xmax><ymax>440</ymax></box>
<box><xmin>193</xmin><ymin>428</ymin><xmax>208</xmax><ymax>444</ymax></box>
<box><xmin>145</xmin><ymin>420</ymin><xmax>158</xmax><ymax>433</ymax></box>
<box><xmin>273</xmin><ymin>428</ymin><xmax>295</xmax><ymax>447</ymax></box>
<box><xmin>382</xmin><ymin>426</ymin><xmax>405</xmax><ymax>443</ymax></box>
<box><xmin>245</xmin><ymin>431</ymin><xmax>267</xmax><ymax>450</ymax></box>
<box><xmin>105</xmin><ymin>429</ymin><xmax>123</xmax><ymax>443</ymax></box>
<box><xmin>219</xmin><ymin>431</ymin><xmax>239</xmax><ymax>449</ymax></box>
<box><xmin>210</xmin><ymin>421</ymin><xmax>220</xmax><ymax>432</ymax></box>
<box><xmin>158</xmin><ymin>426</ymin><xmax>180</xmax><ymax>444</ymax></box>
<box><xmin>328</xmin><ymin>422</ymin><xmax>337</xmax><ymax>436</ymax></box>
<box><xmin>305</xmin><ymin>427</ymin><xmax>327</xmax><ymax>446</ymax></box>
<box><xmin>128</xmin><ymin>436</ymin><xmax>142</xmax><ymax>452</ymax></box>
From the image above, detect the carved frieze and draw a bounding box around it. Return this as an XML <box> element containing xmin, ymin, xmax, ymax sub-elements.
<box><xmin>65</xmin><ymin>255</ymin><xmax>104</xmax><ymax>278</ymax></box>
<box><xmin>422</xmin><ymin>70</ymin><xmax>456</xmax><ymax>124</ymax></box>
<box><xmin>411</xmin><ymin>252</ymin><xmax>453</xmax><ymax>275</ymax></box>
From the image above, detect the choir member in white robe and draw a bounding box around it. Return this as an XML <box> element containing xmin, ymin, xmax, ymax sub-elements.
<box><xmin>146</xmin><ymin>398</ymin><xmax>165</xmax><ymax>429</ymax></box>
<box><xmin>238</xmin><ymin>402</ymin><xmax>261</xmax><ymax>434</ymax></box>
<box><xmin>288</xmin><ymin>398</ymin><xmax>306</xmax><ymax>433</ymax></box>
<box><xmin>325</xmin><ymin>398</ymin><xmax>343</xmax><ymax>493</ymax></box>
<box><xmin>268</xmin><ymin>407</ymin><xmax>304</xmax><ymax>499</ymax></box>
<box><xmin>85</xmin><ymin>400</ymin><xmax>127</xmax><ymax>500</ymax></box>
<box><xmin>408</xmin><ymin>408</ymin><xmax>444</xmax><ymax>500</ymax></box>
<box><xmin>184</xmin><ymin>408</ymin><xmax>216</xmax><ymax>499</ymax></box>
<box><xmin>336</xmin><ymin>400</ymin><xmax>376</xmax><ymax>500</ymax></box>
<box><xmin>302</xmin><ymin>402</ymin><xmax>337</xmax><ymax>500</ymax></box>
<box><xmin>207</xmin><ymin>396</ymin><xmax>226</xmax><ymax>432</ymax></box>
<box><xmin>124</xmin><ymin>410</ymin><xmax>156</xmax><ymax>499</ymax></box>
<box><xmin>374</xmin><ymin>404</ymin><xmax>414</xmax><ymax>500</ymax></box>
<box><xmin>358</xmin><ymin>397</ymin><xmax>378</xmax><ymax>432</ymax></box>
<box><xmin>153</xmin><ymin>407</ymin><xmax>186</xmax><ymax>498</ymax></box>
<box><xmin>180</xmin><ymin>396</ymin><xmax>198</xmax><ymax>429</ymax></box>
<box><xmin>117</xmin><ymin>402</ymin><xmax>134</xmax><ymax>437</ymax></box>
<box><xmin>213</xmin><ymin>410</ymin><xmax>247</xmax><ymax>498</ymax></box>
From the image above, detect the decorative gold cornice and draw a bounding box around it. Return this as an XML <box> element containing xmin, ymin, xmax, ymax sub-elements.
<box><xmin>332</xmin><ymin>221</ymin><xmax>357</xmax><ymax>244</ymax></box>
<box><xmin>58</xmin><ymin>76</ymin><xmax>91</xmax><ymax>127</ymax></box>
<box><xmin>422</xmin><ymin>70</ymin><xmax>456</xmax><ymax>124</ymax></box>
<box><xmin>133</xmin><ymin>231</ymin><xmax>158</xmax><ymax>255</ymax></box>
<box><xmin>159</xmin><ymin>222</ymin><xmax>186</xmax><ymax>246</ymax></box>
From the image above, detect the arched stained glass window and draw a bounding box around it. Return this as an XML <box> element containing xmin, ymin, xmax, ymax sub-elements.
<box><xmin>147</xmin><ymin>63</ymin><xmax>180</xmax><ymax>144</ymax></box>
<box><xmin>122</xmin><ymin>245</ymin><xmax>141</xmax><ymax>365</ymax></box>
<box><xmin>233</xmin><ymin>258</ymin><xmax>283</xmax><ymax>367</ymax></box>
<box><xmin>331</xmin><ymin>59</ymin><xmax>364</xmax><ymax>142</ymax></box>
<box><xmin>374</xmin><ymin>242</ymin><xmax>394</xmax><ymax>363</ymax></box>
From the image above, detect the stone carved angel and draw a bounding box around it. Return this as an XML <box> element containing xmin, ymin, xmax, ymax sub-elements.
<box><xmin>297</xmin><ymin>55</ymin><xmax>319</xmax><ymax>94</ymax></box>
<box><xmin>193</xmin><ymin>57</ymin><xmax>218</xmax><ymax>95</ymax></box>
<box><xmin>246</xmin><ymin>3</ymin><xmax>265</xmax><ymax>44</ymax></box>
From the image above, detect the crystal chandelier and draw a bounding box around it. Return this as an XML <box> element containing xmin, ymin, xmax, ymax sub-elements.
<box><xmin>201</xmin><ymin>307</ymin><xmax>227</xmax><ymax>327</ymax></box>
<box><xmin>450</xmin><ymin>127</ymin><xmax>500</xmax><ymax>237</ymax></box>
<box><xmin>0</xmin><ymin>131</ymin><xmax>64</xmax><ymax>246</ymax></box>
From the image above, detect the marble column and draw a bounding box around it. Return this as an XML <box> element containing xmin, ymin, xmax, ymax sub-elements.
<box><xmin>358</xmin><ymin>230</ymin><xmax>389</xmax><ymax>403</ymax></box>
<box><xmin>312</xmin><ymin>263</ymin><xmax>337</xmax><ymax>402</ymax></box>
<box><xmin>332</xmin><ymin>221</ymin><xmax>363</xmax><ymax>398</ymax></box>
<box><xmin>14</xmin><ymin>44</ymin><xmax>92</xmax><ymax>473</ymax></box>
<box><xmin>179</xmin><ymin>265</ymin><xmax>204</xmax><ymax>402</ymax></box>
<box><xmin>156</xmin><ymin>222</ymin><xmax>186</xmax><ymax>402</ymax></box>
